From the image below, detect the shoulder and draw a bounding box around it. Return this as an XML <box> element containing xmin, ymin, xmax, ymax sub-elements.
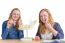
<box><xmin>53</xmin><ymin>22</ymin><xmax>60</xmax><ymax>27</ymax></box>
<box><xmin>2</xmin><ymin>20</ymin><xmax>8</xmax><ymax>29</ymax></box>
<box><xmin>3</xmin><ymin>20</ymin><xmax>8</xmax><ymax>24</ymax></box>
<box><xmin>53</xmin><ymin>22</ymin><xmax>62</xmax><ymax>30</ymax></box>
<box><xmin>2</xmin><ymin>20</ymin><xmax>8</xmax><ymax>25</ymax></box>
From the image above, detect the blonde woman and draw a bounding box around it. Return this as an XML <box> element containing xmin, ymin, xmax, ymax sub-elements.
<box><xmin>2</xmin><ymin>8</ymin><xmax>24</xmax><ymax>39</ymax></box>
<box><xmin>35</xmin><ymin>9</ymin><xmax>64</xmax><ymax>40</ymax></box>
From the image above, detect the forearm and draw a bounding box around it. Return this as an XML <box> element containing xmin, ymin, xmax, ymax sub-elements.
<box><xmin>50</xmin><ymin>28</ymin><xmax>64</xmax><ymax>39</ymax></box>
<box><xmin>2</xmin><ymin>28</ymin><xmax>9</xmax><ymax>39</ymax></box>
<box><xmin>49</xmin><ymin>27</ymin><xmax>58</xmax><ymax>37</ymax></box>
<box><xmin>18</xmin><ymin>30</ymin><xmax>24</xmax><ymax>39</ymax></box>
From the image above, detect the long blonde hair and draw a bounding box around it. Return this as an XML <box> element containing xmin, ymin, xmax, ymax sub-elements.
<box><xmin>39</xmin><ymin>8</ymin><xmax>54</xmax><ymax>34</ymax></box>
<box><xmin>8</xmin><ymin>8</ymin><xmax>21</xmax><ymax>29</ymax></box>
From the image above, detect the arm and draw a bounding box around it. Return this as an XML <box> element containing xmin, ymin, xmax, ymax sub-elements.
<box><xmin>36</xmin><ymin>26</ymin><xmax>41</xmax><ymax>39</ymax></box>
<box><xmin>53</xmin><ymin>22</ymin><xmax>64</xmax><ymax>39</ymax></box>
<box><xmin>18</xmin><ymin>30</ymin><xmax>24</xmax><ymax>39</ymax></box>
<box><xmin>1</xmin><ymin>21</ymin><xmax>9</xmax><ymax>39</ymax></box>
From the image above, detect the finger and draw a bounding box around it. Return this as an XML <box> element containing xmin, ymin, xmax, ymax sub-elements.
<box><xmin>9</xmin><ymin>19</ymin><xmax>14</xmax><ymax>24</ymax></box>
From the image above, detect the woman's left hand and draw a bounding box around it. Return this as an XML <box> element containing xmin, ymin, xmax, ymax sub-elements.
<box><xmin>45</xmin><ymin>23</ymin><xmax>58</xmax><ymax>36</ymax></box>
<box><xmin>45</xmin><ymin>22</ymin><xmax>52</xmax><ymax>30</ymax></box>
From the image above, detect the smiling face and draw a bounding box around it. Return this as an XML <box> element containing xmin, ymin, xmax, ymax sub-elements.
<box><xmin>40</xmin><ymin>10</ymin><xmax>48</xmax><ymax>23</ymax></box>
<box><xmin>11</xmin><ymin>10</ymin><xmax>20</xmax><ymax>21</ymax></box>
<box><xmin>39</xmin><ymin>9</ymin><xmax>54</xmax><ymax>34</ymax></box>
<box><xmin>8</xmin><ymin>8</ymin><xmax>21</xmax><ymax>29</ymax></box>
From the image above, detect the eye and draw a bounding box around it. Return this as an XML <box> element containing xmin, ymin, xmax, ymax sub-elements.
<box><xmin>17</xmin><ymin>14</ymin><xmax>20</xmax><ymax>15</ymax></box>
<box><xmin>13</xmin><ymin>13</ymin><xmax>16</xmax><ymax>15</ymax></box>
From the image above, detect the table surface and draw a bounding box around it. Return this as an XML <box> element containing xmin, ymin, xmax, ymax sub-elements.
<box><xmin>0</xmin><ymin>39</ymin><xmax>65</xmax><ymax>43</ymax></box>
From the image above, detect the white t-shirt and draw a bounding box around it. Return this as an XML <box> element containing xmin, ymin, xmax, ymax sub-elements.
<box><xmin>41</xmin><ymin>31</ymin><xmax>53</xmax><ymax>40</ymax></box>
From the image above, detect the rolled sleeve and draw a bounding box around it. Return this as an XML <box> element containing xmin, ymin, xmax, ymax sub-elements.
<box><xmin>2</xmin><ymin>21</ymin><xmax>9</xmax><ymax>39</ymax></box>
<box><xmin>53</xmin><ymin>22</ymin><xmax>64</xmax><ymax>39</ymax></box>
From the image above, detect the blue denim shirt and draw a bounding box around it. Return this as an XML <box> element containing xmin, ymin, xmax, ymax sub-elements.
<box><xmin>1</xmin><ymin>20</ymin><xmax>24</xmax><ymax>39</ymax></box>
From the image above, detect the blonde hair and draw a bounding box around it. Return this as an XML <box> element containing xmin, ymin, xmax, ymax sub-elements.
<box><xmin>39</xmin><ymin>8</ymin><xmax>54</xmax><ymax>34</ymax></box>
<box><xmin>8</xmin><ymin>8</ymin><xmax>21</xmax><ymax>29</ymax></box>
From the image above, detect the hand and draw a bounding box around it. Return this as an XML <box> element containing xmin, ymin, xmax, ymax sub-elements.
<box><xmin>35</xmin><ymin>36</ymin><xmax>40</xmax><ymax>41</ymax></box>
<box><xmin>18</xmin><ymin>19</ymin><xmax>22</xmax><ymax>25</ymax></box>
<box><xmin>45</xmin><ymin>23</ymin><xmax>52</xmax><ymax>30</ymax></box>
<box><xmin>7</xmin><ymin>19</ymin><xmax>14</xmax><ymax>29</ymax></box>
<box><xmin>45</xmin><ymin>23</ymin><xmax>54</xmax><ymax>32</ymax></box>
<box><xmin>45</xmin><ymin>23</ymin><xmax>58</xmax><ymax>36</ymax></box>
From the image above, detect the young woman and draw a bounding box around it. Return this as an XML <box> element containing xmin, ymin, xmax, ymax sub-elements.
<box><xmin>35</xmin><ymin>8</ymin><xmax>64</xmax><ymax>40</ymax></box>
<box><xmin>2</xmin><ymin>8</ymin><xmax>24</xmax><ymax>39</ymax></box>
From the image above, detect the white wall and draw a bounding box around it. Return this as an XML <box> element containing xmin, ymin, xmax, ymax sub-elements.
<box><xmin>0</xmin><ymin>0</ymin><xmax>65</xmax><ymax>39</ymax></box>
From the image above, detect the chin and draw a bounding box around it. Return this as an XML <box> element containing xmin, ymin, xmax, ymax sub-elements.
<box><xmin>13</xmin><ymin>18</ymin><xmax>18</xmax><ymax>21</ymax></box>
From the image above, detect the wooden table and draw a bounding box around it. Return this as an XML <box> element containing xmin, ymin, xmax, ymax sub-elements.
<box><xmin>0</xmin><ymin>40</ymin><xmax>41</xmax><ymax>43</ymax></box>
<box><xmin>0</xmin><ymin>39</ymin><xmax>65</xmax><ymax>43</ymax></box>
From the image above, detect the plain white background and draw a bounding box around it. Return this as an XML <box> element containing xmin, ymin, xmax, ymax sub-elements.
<box><xmin>0</xmin><ymin>0</ymin><xmax>65</xmax><ymax>39</ymax></box>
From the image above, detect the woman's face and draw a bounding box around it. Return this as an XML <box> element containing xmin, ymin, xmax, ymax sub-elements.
<box><xmin>40</xmin><ymin>10</ymin><xmax>48</xmax><ymax>23</ymax></box>
<box><xmin>12</xmin><ymin>10</ymin><xmax>20</xmax><ymax>21</ymax></box>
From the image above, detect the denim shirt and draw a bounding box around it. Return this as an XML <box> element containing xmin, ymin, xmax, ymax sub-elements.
<box><xmin>1</xmin><ymin>20</ymin><xmax>24</xmax><ymax>39</ymax></box>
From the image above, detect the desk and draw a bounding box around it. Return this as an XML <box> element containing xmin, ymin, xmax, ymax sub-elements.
<box><xmin>0</xmin><ymin>39</ymin><xmax>65</xmax><ymax>43</ymax></box>
<box><xmin>0</xmin><ymin>40</ymin><xmax>41</xmax><ymax>43</ymax></box>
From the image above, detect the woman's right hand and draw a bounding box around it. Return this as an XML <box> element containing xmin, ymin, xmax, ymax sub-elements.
<box><xmin>34</xmin><ymin>36</ymin><xmax>40</xmax><ymax>41</ymax></box>
<box><xmin>7</xmin><ymin>19</ymin><xmax>14</xmax><ymax>29</ymax></box>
